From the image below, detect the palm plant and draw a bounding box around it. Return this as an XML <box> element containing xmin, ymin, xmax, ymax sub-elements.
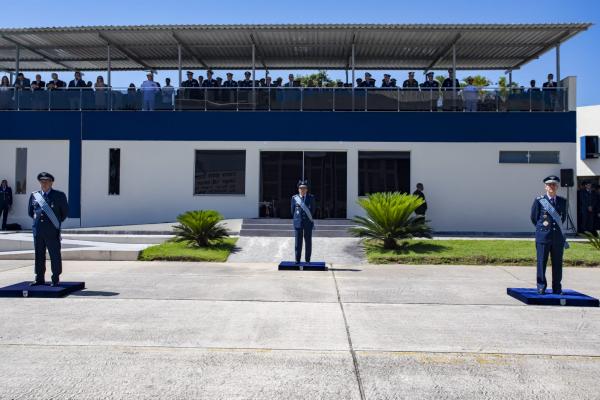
<box><xmin>580</xmin><ymin>231</ymin><xmax>600</xmax><ymax>251</ymax></box>
<box><xmin>350</xmin><ymin>192</ymin><xmax>432</xmax><ymax>249</ymax></box>
<box><xmin>173</xmin><ymin>210</ymin><xmax>229</xmax><ymax>247</ymax></box>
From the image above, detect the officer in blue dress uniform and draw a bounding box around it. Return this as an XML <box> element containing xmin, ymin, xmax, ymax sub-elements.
<box><xmin>530</xmin><ymin>175</ymin><xmax>567</xmax><ymax>295</ymax></box>
<box><xmin>291</xmin><ymin>180</ymin><xmax>315</xmax><ymax>264</ymax></box>
<box><xmin>28</xmin><ymin>172</ymin><xmax>69</xmax><ymax>286</ymax></box>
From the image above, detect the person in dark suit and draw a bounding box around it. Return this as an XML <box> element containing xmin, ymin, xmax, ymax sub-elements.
<box><xmin>68</xmin><ymin>71</ymin><xmax>87</xmax><ymax>89</ymax></box>
<box><xmin>578</xmin><ymin>181</ymin><xmax>599</xmax><ymax>234</ymax></box>
<box><xmin>291</xmin><ymin>180</ymin><xmax>315</xmax><ymax>264</ymax></box>
<box><xmin>412</xmin><ymin>183</ymin><xmax>427</xmax><ymax>216</ymax></box>
<box><xmin>0</xmin><ymin>180</ymin><xmax>12</xmax><ymax>230</ymax></box>
<box><xmin>46</xmin><ymin>73</ymin><xmax>66</xmax><ymax>90</ymax></box>
<box><xmin>13</xmin><ymin>73</ymin><xmax>30</xmax><ymax>90</ymax></box>
<box><xmin>28</xmin><ymin>172</ymin><xmax>69</xmax><ymax>286</ymax></box>
<box><xmin>530</xmin><ymin>175</ymin><xmax>567</xmax><ymax>295</ymax></box>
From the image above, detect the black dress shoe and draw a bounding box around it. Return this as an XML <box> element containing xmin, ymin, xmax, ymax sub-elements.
<box><xmin>553</xmin><ymin>290</ymin><xmax>563</xmax><ymax>295</ymax></box>
<box><xmin>50</xmin><ymin>282</ymin><xmax>60</xmax><ymax>287</ymax></box>
<box><xmin>537</xmin><ymin>288</ymin><xmax>546</xmax><ymax>295</ymax></box>
<box><xmin>30</xmin><ymin>281</ymin><xmax>45</xmax><ymax>286</ymax></box>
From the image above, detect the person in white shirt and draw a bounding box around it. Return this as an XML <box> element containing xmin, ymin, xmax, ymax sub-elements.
<box><xmin>462</xmin><ymin>76</ymin><xmax>479</xmax><ymax>112</ymax></box>
<box><xmin>141</xmin><ymin>72</ymin><xmax>160</xmax><ymax>111</ymax></box>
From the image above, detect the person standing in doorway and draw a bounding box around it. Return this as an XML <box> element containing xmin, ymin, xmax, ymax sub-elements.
<box><xmin>413</xmin><ymin>183</ymin><xmax>428</xmax><ymax>216</ymax></box>
<box><xmin>0</xmin><ymin>180</ymin><xmax>12</xmax><ymax>230</ymax></box>
<box><xmin>291</xmin><ymin>180</ymin><xmax>315</xmax><ymax>264</ymax></box>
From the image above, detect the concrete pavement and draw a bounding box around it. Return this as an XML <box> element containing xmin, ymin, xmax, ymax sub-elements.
<box><xmin>0</xmin><ymin>260</ymin><xmax>599</xmax><ymax>399</ymax></box>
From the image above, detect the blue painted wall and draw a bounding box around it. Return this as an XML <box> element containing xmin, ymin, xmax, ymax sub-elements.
<box><xmin>0</xmin><ymin>110</ymin><xmax>577</xmax><ymax>219</ymax></box>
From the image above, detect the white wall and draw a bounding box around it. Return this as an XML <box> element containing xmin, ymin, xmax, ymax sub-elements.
<box><xmin>576</xmin><ymin>105</ymin><xmax>600</xmax><ymax>177</ymax></box>
<box><xmin>0</xmin><ymin>140</ymin><xmax>78</xmax><ymax>228</ymax></box>
<box><xmin>81</xmin><ymin>140</ymin><xmax>575</xmax><ymax>232</ymax></box>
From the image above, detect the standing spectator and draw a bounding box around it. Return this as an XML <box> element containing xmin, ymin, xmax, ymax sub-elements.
<box><xmin>94</xmin><ymin>75</ymin><xmax>108</xmax><ymax>110</ymax></box>
<box><xmin>31</xmin><ymin>74</ymin><xmax>46</xmax><ymax>110</ymax></box>
<box><xmin>141</xmin><ymin>72</ymin><xmax>160</xmax><ymax>111</ymax></box>
<box><xmin>442</xmin><ymin>68</ymin><xmax>460</xmax><ymax>110</ymax></box>
<box><xmin>413</xmin><ymin>183</ymin><xmax>427</xmax><ymax>216</ymax></box>
<box><xmin>578</xmin><ymin>181</ymin><xmax>598</xmax><ymax>233</ymax></box>
<box><xmin>181</xmin><ymin>71</ymin><xmax>199</xmax><ymax>100</ymax></box>
<box><xmin>0</xmin><ymin>76</ymin><xmax>12</xmax><ymax>110</ymax></box>
<box><xmin>0</xmin><ymin>179</ymin><xmax>12</xmax><ymax>230</ymax></box>
<box><xmin>542</xmin><ymin>73</ymin><xmax>557</xmax><ymax>111</ymax></box>
<box><xmin>284</xmin><ymin>74</ymin><xmax>296</xmax><ymax>87</ymax></box>
<box><xmin>462</xmin><ymin>76</ymin><xmax>479</xmax><ymax>112</ymax></box>
<box><xmin>68</xmin><ymin>71</ymin><xmax>87</xmax><ymax>109</ymax></box>
<box><xmin>161</xmin><ymin>78</ymin><xmax>174</xmax><ymax>109</ymax></box>
<box><xmin>201</xmin><ymin>70</ymin><xmax>217</xmax><ymax>87</ymax></box>
<box><xmin>442</xmin><ymin>68</ymin><xmax>460</xmax><ymax>91</ymax></box>
<box><xmin>402</xmin><ymin>72</ymin><xmax>419</xmax><ymax>89</ymax></box>
<box><xmin>222</xmin><ymin>73</ymin><xmax>237</xmax><ymax>87</ymax></box>
<box><xmin>126</xmin><ymin>83</ymin><xmax>139</xmax><ymax>110</ymax></box>
<box><xmin>30</xmin><ymin>74</ymin><xmax>45</xmax><ymax>91</ymax></box>
<box><xmin>381</xmin><ymin>73</ymin><xmax>393</xmax><ymax>88</ymax></box>
<box><xmin>13</xmin><ymin>73</ymin><xmax>30</xmax><ymax>90</ymax></box>
<box><xmin>239</xmin><ymin>71</ymin><xmax>253</xmax><ymax>87</ymax></box>
<box><xmin>68</xmin><ymin>71</ymin><xmax>86</xmax><ymax>88</ymax></box>
<box><xmin>46</xmin><ymin>73</ymin><xmax>66</xmax><ymax>90</ymax></box>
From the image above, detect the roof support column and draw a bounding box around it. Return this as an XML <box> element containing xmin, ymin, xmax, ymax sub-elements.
<box><xmin>177</xmin><ymin>44</ymin><xmax>182</xmax><ymax>87</ymax></box>
<box><xmin>508</xmin><ymin>70</ymin><xmax>512</xmax><ymax>87</ymax></box>
<box><xmin>351</xmin><ymin>43</ymin><xmax>355</xmax><ymax>110</ymax></box>
<box><xmin>555</xmin><ymin>43</ymin><xmax>561</xmax><ymax>83</ymax></box>
<box><xmin>452</xmin><ymin>44</ymin><xmax>457</xmax><ymax>110</ymax></box>
<box><xmin>252</xmin><ymin>44</ymin><xmax>256</xmax><ymax>110</ymax></box>
<box><xmin>15</xmin><ymin>44</ymin><xmax>20</xmax><ymax>80</ymax></box>
<box><xmin>107</xmin><ymin>44</ymin><xmax>112</xmax><ymax>88</ymax></box>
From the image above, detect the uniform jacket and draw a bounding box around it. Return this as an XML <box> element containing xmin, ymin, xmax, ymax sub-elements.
<box><xmin>68</xmin><ymin>79</ymin><xmax>87</xmax><ymax>88</ymax></box>
<box><xmin>530</xmin><ymin>195</ymin><xmax>567</xmax><ymax>244</ymax></box>
<box><xmin>0</xmin><ymin>186</ymin><xmax>12</xmax><ymax>208</ymax></box>
<box><xmin>291</xmin><ymin>194</ymin><xmax>315</xmax><ymax>230</ymax></box>
<box><xmin>578</xmin><ymin>189</ymin><xmax>598</xmax><ymax>214</ymax></box>
<box><xmin>28</xmin><ymin>189</ymin><xmax>69</xmax><ymax>235</ymax></box>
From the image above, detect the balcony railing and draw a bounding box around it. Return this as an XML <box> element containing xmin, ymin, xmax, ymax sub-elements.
<box><xmin>0</xmin><ymin>86</ymin><xmax>568</xmax><ymax>112</ymax></box>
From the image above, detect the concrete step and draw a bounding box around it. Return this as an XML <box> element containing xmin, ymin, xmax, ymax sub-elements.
<box><xmin>0</xmin><ymin>248</ymin><xmax>141</xmax><ymax>261</ymax></box>
<box><xmin>242</xmin><ymin>218</ymin><xmax>355</xmax><ymax>226</ymax></box>
<box><xmin>60</xmin><ymin>234</ymin><xmax>172</xmax><ymax>244</ymax></box>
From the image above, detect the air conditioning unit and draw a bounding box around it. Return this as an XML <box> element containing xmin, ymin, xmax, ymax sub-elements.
<box><xmin>581</xmin><ymin>136</ymin><xmax>599</xmax><ymax>159</ymax></box>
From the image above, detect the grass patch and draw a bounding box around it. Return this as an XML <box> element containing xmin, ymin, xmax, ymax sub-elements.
<box><xmin>365</xmin><ymin>239</ymin><xmax>600</xmax><ymax>267</ymax></box>
<box><xmin>138</xmin><ymin>238</ymin><xmax>238</xmax><ymax>262</ymax></box>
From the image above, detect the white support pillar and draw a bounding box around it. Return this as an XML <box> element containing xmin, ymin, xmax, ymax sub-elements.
<box><xmin>177</xmin><ymin>44</ymin><xmax>182</xmax><ymax>87</ymax></box>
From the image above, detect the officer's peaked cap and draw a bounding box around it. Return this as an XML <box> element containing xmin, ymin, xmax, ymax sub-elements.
<box><xmin>297</xmin><ymin>180</ymin><xmax>309</xmax><ymax>188</ymax></box>
<box><xmin>37</xmin><ymin>172</ymin><xmax>55</xmax><ymax>181</ymax></box>
<box><xmin>543</xmin><ymin>175</ymin><xmax>560</xmax><ymax>184</ymax></box>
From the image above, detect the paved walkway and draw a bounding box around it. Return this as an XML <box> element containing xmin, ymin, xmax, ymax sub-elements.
<box><xmin>0</xmin><ymin>260</ymin><xmax>599</xmax><ymax>399</ymax></box>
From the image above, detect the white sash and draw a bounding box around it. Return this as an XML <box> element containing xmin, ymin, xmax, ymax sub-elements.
<box><xmin>294</xmin><ymin>195</ymin><xmax>313</xmax><ymax>223</ymax></box>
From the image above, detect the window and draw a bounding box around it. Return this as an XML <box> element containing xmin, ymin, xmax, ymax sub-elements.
<box><xmin>499</xmin><ymin>151</ymin><xmax>560</xmax><ymax>164</ymax></box>
<box><xmin>194</xmin><ymin>150</ymin><xmax>246</xmax><ymax>195</ymax></box>
<box><xmin>108</xmin><ymin>148</ymin><xmax>120</xmax><ymax>195</ymax></box>
<box><xmin>15</xmin><ymin>148</ymin><xmax>27</xmax><ymax>194</ymax></box>
<box><xmin>359</xmin><ymin>151</ymin><xmax>410</xmax><ymax>196</ymax></box>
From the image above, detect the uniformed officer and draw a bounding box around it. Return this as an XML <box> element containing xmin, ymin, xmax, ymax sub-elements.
<box><xmin>238</xmin><ymin>71</ymin><xmax>254</xmax><ymax>87</ymax></box>
<box><xmin>420</xmin><ymin>72</ymin><xmax>439</xmax><ymax>88</ymax></box>
<box><xmin>291</xmin><ymin>180</ymin><xmax>315</xmax><ymax>264</ymax></box>
<box><xmin>381</xmin><ymin>74</ymin><xmax>393</xmax><ymax>88</ymax></box>
<box><xmin>402</xmin><ymin>71</ymin><xmax>419</xmax><ymax>89</ymax></box>
<box><xmin>530</xmin><ymin>175</ymin><xmax>568</xmax><ymax>295</ymax></box>
<box><xmin>0</xmin><ymin>179</ymin><xmax>12</xmax><ymax>230</ymax></box>
<box><xmin>201</xmin><ymin>70</ymin><xmax>217</xmax><ymax>87</ymax></box>
<box><xmin>28</xmin><ymin>172</ymin><xmax>69</xmax><ymax>286</ymax></box>
<box><xmin>222</xmin><ymin>72</ymin><xmax>238</xmax><ymax>87</ymax></box>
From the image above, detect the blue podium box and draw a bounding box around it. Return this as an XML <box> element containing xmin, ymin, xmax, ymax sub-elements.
<box><xmin>507</xmin><ymin>288</ymin><xmax>599</xmax><ymax>307</ymax></box>
<box><xmin>278</xmin><ymin>261</ymin><xmax>327</xmax><ymax>271</ymax></box>
<box><xmin>0</xmin><ymin>281</ymin><xmax>85</xmax><ymax>298</ymax></box>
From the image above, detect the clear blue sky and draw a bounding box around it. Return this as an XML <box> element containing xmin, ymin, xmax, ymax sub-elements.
<box><xmin>2</xmin><ymin>0</ymin><xmax>599</xmax><ymax>105</ymax></box>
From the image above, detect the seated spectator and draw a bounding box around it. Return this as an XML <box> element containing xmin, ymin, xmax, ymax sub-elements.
<box><xmin>462</xmin><ymin>76</ymin><xmax>479</xmax><ymax>112</ymax></box>
<box><xmin>402</xmin><ymin>72</ymin><xmax>419</xmax><ymax>89</ymax></box>
<box><xmin>13</xmin><ymin>73</ymin><xmax>30</xmax><ymax>90</ymax></box>
<box><xmin>141</xmin><ymin>72</ymin><xmax>160</xmax><ymax>111</ymax></box>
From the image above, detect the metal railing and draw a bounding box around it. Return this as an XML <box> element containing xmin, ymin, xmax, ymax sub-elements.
<box><xmin>0</xmin><ymin>86</ymin><xmax>568</xmax><ymax>112</ymax></box>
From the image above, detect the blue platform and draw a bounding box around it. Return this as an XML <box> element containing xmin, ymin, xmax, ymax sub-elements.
<box><xmin>278</xmin><ymin>261</ymin><xmax>327</xmax><ymax>271</ymax></box>
<box><xmin>0</xmin><ymin>281</ymin><xmax>85</xmax><ymax>298</ymax></box>
<box><xmin>507</xmin><ymin>288</ymin><xmax>599</xmax><ymax>307</ymax></box>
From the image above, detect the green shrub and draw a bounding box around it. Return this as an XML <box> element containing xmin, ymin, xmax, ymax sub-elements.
<box><xmin>350</xmin><ymin>192</ymin><xmax>432</xmax><ymax>249</ymax></box>
<box><xmin>173</xmin><ymin>210</ymin><xmax>229</xmax><ymax>247</ymax></box>
<box><xmin>580</xmin><ymin>231</ymin><xmax>600</xmax><ymax>251</ymax></box>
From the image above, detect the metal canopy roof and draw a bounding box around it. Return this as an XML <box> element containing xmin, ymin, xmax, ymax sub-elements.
<box><xmin>0</xmin><ymin>23</ymin><xmax>591</xmax><ymax>72</ymax></box>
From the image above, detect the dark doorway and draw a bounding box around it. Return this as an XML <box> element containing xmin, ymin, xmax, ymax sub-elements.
<box><xmin>260</xmin><ymin>151</ymin><xmax>347</xmax><ymax>218</ymax></box>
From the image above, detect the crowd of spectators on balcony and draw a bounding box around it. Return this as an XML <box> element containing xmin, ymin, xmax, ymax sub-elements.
<box><xmin>0</xmin><ymin>69</ymin><xmax>563</xmax><ymax>112</ymax></box>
